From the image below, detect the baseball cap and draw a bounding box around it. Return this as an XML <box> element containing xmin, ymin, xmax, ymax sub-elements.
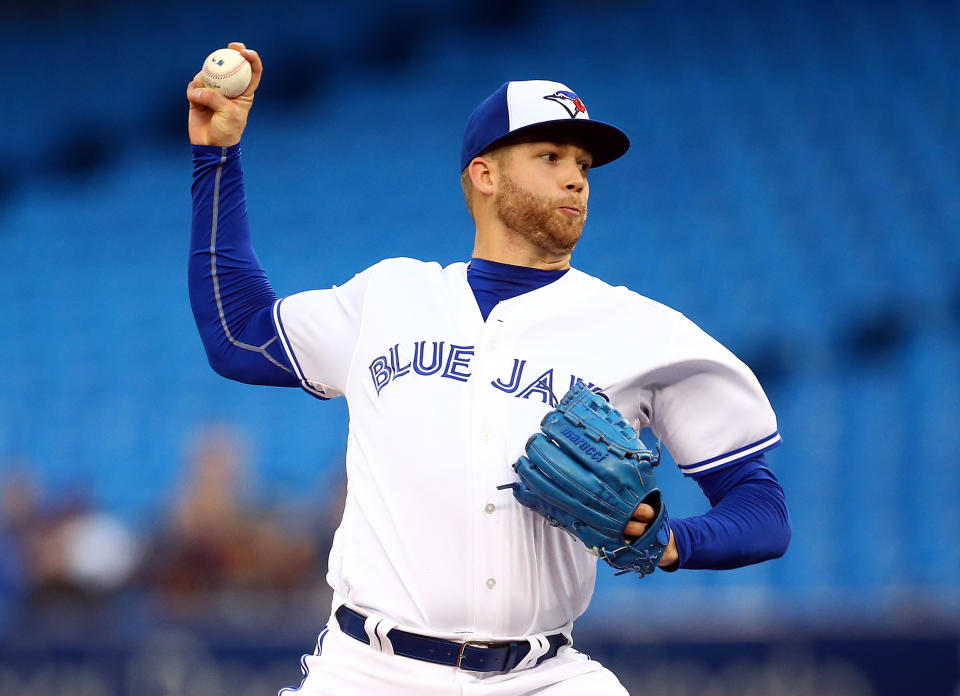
<box><xmin>460</xmin><ymin>80</ymin><xmax>630</xmax><ymax>172</ymax></box>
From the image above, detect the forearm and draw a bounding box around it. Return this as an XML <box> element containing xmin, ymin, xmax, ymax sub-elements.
<box><xmin>189</xmin><ymin>144</ymin><xmax>297</xmax><ymax>386</ymax></box>
<box><xmin>668</xmin><ymin>455</ymin><xmax>791</xmax><ymax>570</ymax></box>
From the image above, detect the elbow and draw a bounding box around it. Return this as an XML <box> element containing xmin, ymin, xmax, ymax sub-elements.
<box><xmin>773</xmin><ymin>493</ymin><xmax>793</xmax><ymax>559</ymax></box>
<box><xmin>766</xmin><ymin>515</ymin><xmax>793</xmax><ymax>561</ymax></box>
<box><xmin>769</xmin><ymin>536</ymin><xmax>791</xmax><ymax>562</ymax></box>
<box><xmin>196</xmin><ymin>317</ymin><xmax>247</xmax><ymax>381</ymax></box>
<box><xmin>203</xmin><ymin>342</ymin><xmax>295</xmax><ymax>387</ymax></box>
<box><xmin>206</xmin><ymin>348</ymin><xmax>257</xmax><ymax>383</ymax></box>
<box><xmin>207</xmin><ymin>352</ymin><xmax>235</xmax><ymax>380</ymax></box>
<box><xmin>203</xmin><ymin>340</ymin><xmax>242</xmax><ymax>381</ymax></box>
<box><xmin>760</xmin><ymin>476</ymin><xmax>792</xmax><ymax>561</ymax></box>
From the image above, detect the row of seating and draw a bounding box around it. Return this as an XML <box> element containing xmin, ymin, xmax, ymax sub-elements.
<box><xmin>1</xmin><ymin>0</ymin><xmax>957</xmax><ymax>611</ymax></box>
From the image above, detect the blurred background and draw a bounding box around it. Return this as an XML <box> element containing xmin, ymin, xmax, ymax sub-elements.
<box><xmin>0</xmin><ymin>0</ymin><xmax>957</xmax><ymax>694</ymax></box>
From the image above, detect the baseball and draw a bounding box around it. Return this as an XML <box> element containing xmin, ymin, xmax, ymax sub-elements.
<box><xmin>201</xmin><ymin>48</ymin><xmax>252</xmax><ymax>99</ymax></box>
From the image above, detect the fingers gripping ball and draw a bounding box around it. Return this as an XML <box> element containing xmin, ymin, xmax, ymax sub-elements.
<box><xmin>201</xmin><ymin>48</ymin><xmax>252</xmax><ymax>98</ymax></box>
<box><xmin>505</xmin><ymin>381</ymin><xmax>671</xmax><ymax>576</ymax></box>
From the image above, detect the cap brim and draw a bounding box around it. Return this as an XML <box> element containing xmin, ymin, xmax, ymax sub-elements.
<box><xmin>479</xmin><ymin>119</ymin><xmax>630</xmax><ymax>168</ymax></box>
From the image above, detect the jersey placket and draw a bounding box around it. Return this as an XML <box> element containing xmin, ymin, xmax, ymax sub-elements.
<box><xmin>465</xmin><ymin>303</ymin><xmax>514</xmax><ymax>637</ymax></box>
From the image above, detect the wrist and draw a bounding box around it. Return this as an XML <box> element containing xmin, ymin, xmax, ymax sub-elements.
<box><xmin>192</xmin><ymin>143</ymin><xmax>242</xmax><ymax>158</ymax></box>
<box><xmin>658</xmin><ymin>529</ymin><xmax>679</xmax><ymax>569</ymax></box>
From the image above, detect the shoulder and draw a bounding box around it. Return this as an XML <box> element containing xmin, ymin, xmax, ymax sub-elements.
<box><xmin>341</xmin><ymin>257</ymin><xmax>452</xmax><ymax>290</ymax></box>
<box><xmin>360</xmin><ymin>257</ymin><xmax>459</xmax><ymax>279</ymax></box>
<box><xmin>350</xmin><ymin>258</ymin><xmax>467</xmax><ymax>303</ymax></box>
<box><xmin>363</xmin><ymin>256</ymin><xmax>445</xmax><ymax>274</ymax></box>
<box><xmin>566</xmin><ymin>268</ymin><xmax>688</xmax><ymax>323</ymax></box>
<box><xmin>565</xmin><ymin>268</ymin><xmax>731</xmax><ymax>354</ymax></box>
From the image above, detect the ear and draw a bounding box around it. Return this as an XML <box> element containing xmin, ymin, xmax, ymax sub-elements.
<box><xmin>467</xmin><ymin>156</ymin><xmax>497</xmax><ymax>197</ymax></box>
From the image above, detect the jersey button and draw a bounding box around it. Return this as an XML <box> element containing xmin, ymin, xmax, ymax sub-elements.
<box><xmin>486</xmin><ymin>578</ymin><xmax>496</xmax><ymax>589</ymax></box>
<box><xmin>480</xmin><ymin>430</ymin><xmax>493</xmax><ymax>441</ymax></box>
<box><xmin>485</xmin><ymin>503</ymin><xmax>496</xmax><ymax>514</ymax></box>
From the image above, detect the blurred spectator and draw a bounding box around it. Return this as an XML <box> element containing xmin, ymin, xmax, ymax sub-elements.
<box><xmin>0</xmin><ymin>460</ymin><xmax>140</xmax><ymax>620</ymax></box>
<box><xmin>143</xmin><ymin>424</ymin><xmax>329</xmax><ymax>623</ymax></box>
<box><xmin>59</xmin><ymin>511</ymin><xmax>140</xmax><ymax>594</ymax></box>
<box><xmin>0</xmin><ymin>464</ymin><xmax>34</xmax><ymax>619</ymax></box>
<box><xmin>1</xmin><ymin>424</ymin><xmax>344</xmax><ymax>636</ymax></box>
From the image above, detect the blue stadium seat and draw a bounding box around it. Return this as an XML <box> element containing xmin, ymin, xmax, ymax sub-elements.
<box><xmin>1</xmin><ymin>0</ymin><xmax>958</xmax><ymax>615</ymax></box>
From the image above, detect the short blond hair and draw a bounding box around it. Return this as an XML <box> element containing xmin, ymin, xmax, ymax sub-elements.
<box><xmin>460</xmin><ymin>167</ymin><xmax>475</xmax><ymax>216</ymax></box>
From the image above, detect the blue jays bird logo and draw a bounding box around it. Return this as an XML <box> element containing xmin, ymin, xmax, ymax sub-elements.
<box><xmin>544</xmin><ymin>90</ymin><xmax>587</xmax><ymax>118</ymax></box>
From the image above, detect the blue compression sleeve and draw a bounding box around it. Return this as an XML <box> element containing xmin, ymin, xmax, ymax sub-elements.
<box><xmin>667</xmin><ymin>454</ymin><xmax>791</xmax><ymax>570</ymax></box>
<box><xmin>190</xmin><ymin>144</ymin><xmax>297</xmax><ymax>386</ymax></box>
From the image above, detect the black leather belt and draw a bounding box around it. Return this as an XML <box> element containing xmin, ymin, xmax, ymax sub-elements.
<box><xmin>334</xmin><ymin>605</ymin><xmax>568</xmax><ymax>673</ymax></box>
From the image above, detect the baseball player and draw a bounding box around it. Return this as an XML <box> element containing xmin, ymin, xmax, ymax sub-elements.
<box><xmin>186</xmin><ymin>43</ymin><xmax>791</xmax><ymax>695</ymax></box>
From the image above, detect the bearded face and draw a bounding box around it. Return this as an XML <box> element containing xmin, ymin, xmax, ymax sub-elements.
<box><xmin>493</xmin><ymin>170</ymin><xmax>588</xmax><ymax>257</ymax></box>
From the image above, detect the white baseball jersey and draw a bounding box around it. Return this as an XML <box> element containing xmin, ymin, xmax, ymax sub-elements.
<box><xmin>272</xmin><ymin>258</ymin><xmax>780</xmax><ymax>640</ymax></box>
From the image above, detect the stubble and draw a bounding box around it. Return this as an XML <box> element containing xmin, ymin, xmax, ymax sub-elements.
<box><xmin>494</xmin><ymin>172</ymin><xmax>587</xmax><ymax>257</ymax></box>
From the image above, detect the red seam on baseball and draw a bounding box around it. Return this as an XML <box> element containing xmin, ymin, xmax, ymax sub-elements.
<box><xmin>203</xmin><ymin>57</ymin><xmax>248</xmax><ymax>80</ymax></box>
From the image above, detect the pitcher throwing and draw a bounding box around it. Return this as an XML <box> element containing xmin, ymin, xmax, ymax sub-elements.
<box><xmin>186</xmin><ymin>42</ymin><xmax>791</xmax><ymax>695</ymax></box>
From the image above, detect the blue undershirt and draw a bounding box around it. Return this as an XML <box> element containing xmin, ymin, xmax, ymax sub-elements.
<box><xmin>189</xmin><ymin>143</ymin><xmax>791</xmax><ymax>571</ymax></box>
<box><xmin>467</xmin><ymin>258</ymin><xmax>568</xmax><ymax>320</ymax></box>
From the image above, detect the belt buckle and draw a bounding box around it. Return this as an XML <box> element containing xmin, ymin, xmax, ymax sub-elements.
<box><xmin>456</xmin><ymin>640</ymin><xmax>492</xmax><ymax>670</ymax></box>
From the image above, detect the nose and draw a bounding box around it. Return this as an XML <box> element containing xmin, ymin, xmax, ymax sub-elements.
<box><xmin>562</xmin><ymin>163</ymin><xmax>586</xmax><ymax>193</ymax></box>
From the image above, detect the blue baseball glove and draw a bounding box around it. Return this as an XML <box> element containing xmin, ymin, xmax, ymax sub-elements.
<box><xmin>503</xmin><ymin>381</ymin><xmax>670</xmax><ymax>576</ymax></box>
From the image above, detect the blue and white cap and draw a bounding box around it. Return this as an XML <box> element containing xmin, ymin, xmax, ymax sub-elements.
<box><xmin>460</xmin><ymin>80</ymin><xmax>630</xmax><ymax>172</ymax></box>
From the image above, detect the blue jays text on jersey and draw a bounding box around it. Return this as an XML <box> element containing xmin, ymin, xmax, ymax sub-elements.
<box><xmin>368</xmin><ymin>339</ymin><xmax>599</xmax><ymax>405</ymax></box>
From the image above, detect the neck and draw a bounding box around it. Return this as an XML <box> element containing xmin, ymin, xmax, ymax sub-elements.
<box><xmin>472</xmin><ymin>221</ymin><xmax>572</xmax><ymax>271</ymax></box>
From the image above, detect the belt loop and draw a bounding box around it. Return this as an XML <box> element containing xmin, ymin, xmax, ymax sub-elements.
<box><xmin>363</xmin><ymin>614</ymin><xmax>384</xmax><ymax>652</ymax></box>
<box><xmin>511</xmin><ymin>635</ymin><xmax>549</xmax><ymax>672</ymax></box>
<box><xmin>375</xmin><ymin>618</ymin><xmax>399</xmax><ymax>656</ymax></box>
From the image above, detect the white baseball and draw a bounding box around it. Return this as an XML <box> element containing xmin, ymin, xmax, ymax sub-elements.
<box><xmin>201</xmin><ymin>48</ymin><xmax>252</xmax><ymax>99</ymax></box>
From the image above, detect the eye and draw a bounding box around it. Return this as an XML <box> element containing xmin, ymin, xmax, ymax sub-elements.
<box><xmin>578</xmin><ymin>160</ymin><xmax>592</xmax><ymax>173</ymax></box>
<box><xmin>539</xmin><ymin>152</ymin><xmax>559</xmax><ymax>163</ymax></box>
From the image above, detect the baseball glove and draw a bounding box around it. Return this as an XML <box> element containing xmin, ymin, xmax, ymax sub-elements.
<box><xmin>502</xmin><ymin>381</ymin><xmax>670</xmax><ymax>576</ymax></box>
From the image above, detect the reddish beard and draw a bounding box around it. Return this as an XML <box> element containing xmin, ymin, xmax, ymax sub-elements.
<box><xmin>494</xmin><ymin>172</ymin><xmax>587</xmax><ymax>256</ymax></box>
